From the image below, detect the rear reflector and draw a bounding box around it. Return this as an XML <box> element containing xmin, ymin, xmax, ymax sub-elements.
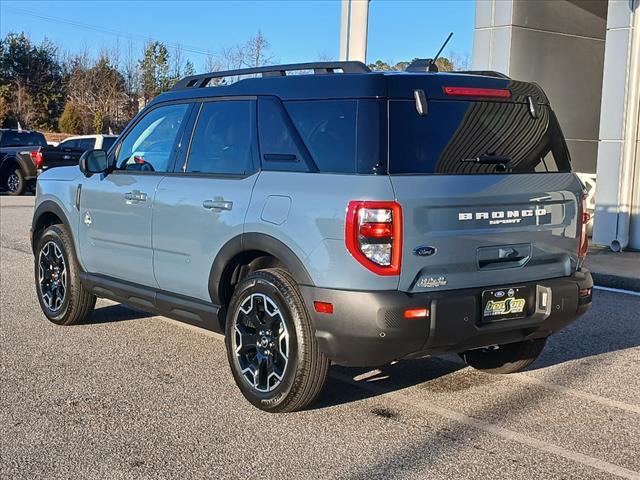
<box><xmin>443</xmin><ymin>86</ymin><xmax>511</xmax><ymax>98</ymax></box>
<box><xmin>313</xmin><ymin>301</ymin><xmax>334</xmax><ymax>314</ymax></box>
<box><xmin>403</xmin><ymin>308</ymin><xmax>429</xmax><ymax>319</ymax></box>
<box><xmin>579</xmin><ymin>288</ymin><xmax>592</xmax><ymax>298</ymax></box>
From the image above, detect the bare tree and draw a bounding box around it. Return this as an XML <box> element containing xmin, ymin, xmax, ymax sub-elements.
<box><xmin>245</xmin><ymin>30</ymin><xmax>274</xmax><ymax>68</ymax></box>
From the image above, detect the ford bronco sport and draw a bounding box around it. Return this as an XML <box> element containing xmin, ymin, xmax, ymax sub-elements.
<box><xmin>31</xmin><ymin>61</ymin><xmax>593</xmax><ymax>412</ymax></box>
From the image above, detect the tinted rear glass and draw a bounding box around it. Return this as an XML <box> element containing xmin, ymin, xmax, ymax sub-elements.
<box><xmin>389</xmin><ymin>100</ymin><xmax>571</xmax><ymax>174</ymax></box>
<box><xmin>285</xmin><ymin>99</ymin><xmax>386</xmax><ymax>174</ymax></box>
<box><xmin>186</xmin><ymin>100</ymin><xmax>254</xmax><ymax>175</ymax></box>
<box><xmin>0</xmin><ymin>131</ymin><xmax>47</xmax><ymax>148</ymax></box>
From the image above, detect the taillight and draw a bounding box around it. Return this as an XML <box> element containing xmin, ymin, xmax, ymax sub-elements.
<box><xmin>578</xmin><ymin>194</ymin><xmax>590</xmax><ymax>264</ymax></box>
<box><xmin>346</xmin><ymin>201</ymin><xmax>402</xmax><ymax>276</ymax></box>
<box><xmin>30</xmin><ymin>148</ymin><xmax>44</xmax><ymax>169</ymax></box>
<box><xmin>443</xmin><ymin>86</ymin><xmax>511</xmax><ymax>98</ymax></box>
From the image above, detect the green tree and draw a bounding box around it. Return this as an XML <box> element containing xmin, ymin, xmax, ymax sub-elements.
<box><xmin>0</xmin><ymin>32</ymin><xmax>65</xmax><ymax>130</ymax></box>
<box><xmin>0</xmin><ymin>96</ymin><xmax>7</xmax><ymax>127</ymax></box>
<box><xmin>93</xmin><ymin>110</ymin><xmax>103</xmax><ymax>133</ymax></box>
<box><xmin>58</xmin><ymin>102</ymin><xmax>83</xmax><ymax>133</ymax></box>
<box><xmin>139</xmin><ymin>41</ymin><xmax>170</xmax><ymax>105</ymax></box>
<box><xmin>368</xmin><ymin>56</ymin><xmax>458</xmax><ymax>72</ymax></box>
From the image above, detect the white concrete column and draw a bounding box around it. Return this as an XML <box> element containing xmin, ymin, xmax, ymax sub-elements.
<box><xmin>593</xmin><ymin>0</ymin><xmax>640</xmax><ymax>251</ymax></box>
<box><xmin>340</xmin><ymin>0</ymin><xmax>370</xmax><ymax>62</ymax></box>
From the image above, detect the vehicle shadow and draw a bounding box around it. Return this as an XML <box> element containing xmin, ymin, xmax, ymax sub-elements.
<box><xmin>80</xmin><ymin>303</ymin><xmax>150</xmax><ymax>325</ymax></box>
<box><xmin>315</xmin><ymin>289</ymin><xmax>640</xmax><ymax>410</ymax></box>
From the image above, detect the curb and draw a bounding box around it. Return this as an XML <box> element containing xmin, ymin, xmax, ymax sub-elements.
<box><xmin>592</xmin><ymin>273</ymin><xmax>640</xmax><ymax>293</ymax></box>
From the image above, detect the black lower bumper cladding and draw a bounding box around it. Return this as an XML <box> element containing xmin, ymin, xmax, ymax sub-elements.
<box><xmin>301</xmin><ymin>270</ymin><xmax>593</xmax><ymax>367</ymax></box>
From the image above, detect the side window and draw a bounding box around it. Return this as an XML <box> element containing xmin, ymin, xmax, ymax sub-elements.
<box><xmin>116</xmin><ymin>103</ymin><xmax>189</xmax><ymax>172</ymax></box>
<box><xmin>185</xmin><ymin>100</ymin><xmax>254</xmax><ymax>175</ymax></box>
<box><xmin>257</xmin><ymin>96</ymin><xmax>314</xmax><ymax>172</ymax></box>
<box><xmin>102</xmin><ymin>137</ymin><xmax>117</xmax><ymax>152</ymax></box>
<box><xmin>59</xmin><ymin>140</ymin><xmax>78</xmax><ymax>149</ymax></box>
<box><xmin>77</xmin><ymin>138</ymin><xmax>95</xmax><ymax>151</ymax></box>
<box><xmin>285</xmin><ymin>100</ymin><xmax>357</xmax><ymax>173</ymax></box>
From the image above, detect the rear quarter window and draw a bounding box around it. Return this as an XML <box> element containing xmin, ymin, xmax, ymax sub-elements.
<box><xmin>285</xmin><ymin>99</ymin><xmax>386</xmax><ymax>175</ymax></box>
<box><xmin>389</xmin><ymin>100</ymin><xmax>571</xmax><ymax>175</ymax></box>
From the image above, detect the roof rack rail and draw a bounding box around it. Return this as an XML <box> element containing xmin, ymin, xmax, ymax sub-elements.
<box><xmin>171</xmin><ymin>61</ymin><xmax>371</xmax><ymax>90</ymax></box>
<box><xmin>457</xmin><ymin>70</ymin><xmax>511</xmax><ymax>79</ymax></box>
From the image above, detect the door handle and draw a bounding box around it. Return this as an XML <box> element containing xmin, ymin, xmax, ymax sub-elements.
<box><xmin>124</xmin><ymin>190</ymin><xmax>148</xmax><ymax>202</ymax></box>
<box><xmin>203</xmin><ymin>199</ymin><xmax>233</xmax><ymax>211</ymax></box>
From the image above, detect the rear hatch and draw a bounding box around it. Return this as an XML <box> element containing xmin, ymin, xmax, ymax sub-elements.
<box><xmin>388</xmin><ymin>74</ymin><xmax>585</xmax><ymax>293</ymax></box>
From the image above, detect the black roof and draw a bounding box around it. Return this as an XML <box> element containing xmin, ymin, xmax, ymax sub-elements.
<box><xmin>149</xmin><ymin>60</ymin><xmax>547</xmax><ymax>106</ymax></box>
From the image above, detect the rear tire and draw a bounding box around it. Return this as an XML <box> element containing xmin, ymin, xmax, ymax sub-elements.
<box><xmin>225</xmin><ymin>268</ymin><xmax>329</xmax><ymax>413</ymax></box>
<box><xmin>34</xmin><ymin>224</ymin><xmax>96</xmax><ymax>325</ymax></box>
<box><xmin>5</xmin><ymin>168</ymin><xmax>25</xmax><ymax>196</ymax></box>
<box><xmin>460</xmin><ymin>338</ymin><xmax>547</xmax><ymax>374</ymax></box>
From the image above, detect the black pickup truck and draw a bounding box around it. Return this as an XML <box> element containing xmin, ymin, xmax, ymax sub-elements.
<box><xmin>0</xmin><ymin>129</ymin><xmax>117</xmax><ymax>195</ymax></box>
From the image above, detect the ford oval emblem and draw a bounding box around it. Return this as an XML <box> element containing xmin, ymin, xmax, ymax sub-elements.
<box><xmin>413</xmin><ymin>245</ymin><xmax>437</xmax><ymax>257</ymax></box>
<box><xmin>494</xmin><ymin>290</ymin><xmax>505</xmax><ymax>298</ymax></box>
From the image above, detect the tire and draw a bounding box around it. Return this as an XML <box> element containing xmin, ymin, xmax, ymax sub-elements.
<box><xmin>460</xmin><ymin>338</ymin><xmax>547</xmax><ymax>374</ymax></box>
<box><xmin>34</xmin><ymin>224</ymin><xmax>96</xmax><ymax>325</ymax></box>
<box><xmin>225</xmin><ymin>268</ymin><xmax>329</xmax><ymax>413</ymax></box>
<box><xmin>5</xmin><ymin>168</ymin><xmax>25</xmax><ymax>196</ymax></box>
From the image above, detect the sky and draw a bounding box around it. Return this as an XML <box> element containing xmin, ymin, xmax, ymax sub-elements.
<box><xmin>0</xmin><ymin>0</ymin><xmax>476</xmax><ymax>71</ymax></box>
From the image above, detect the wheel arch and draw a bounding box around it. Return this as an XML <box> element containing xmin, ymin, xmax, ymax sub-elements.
<box><xmin>31</xmin><ymin>201</ymin><xmax>73</xmax><ymax>254</ymax></box>
<box><xmin>209</xmin><ymin>233</ymin><xmax>314</xmax><ymax>313</ymax></box>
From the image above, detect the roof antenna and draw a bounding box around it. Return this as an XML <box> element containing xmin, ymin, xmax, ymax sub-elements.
<box><xmin>17</xmin><ymin>122</ymin><xmax>23</xmax><ymax>132</ymax></box>
<box><xmin>428</xmin><ymin>32</ymin><xmax>453</xmax><ymax>72</ymax></box>
<box><xmin>405</xmin><ymin>32</ymin><xmax>453</xmax><ymax>73</ymax></box>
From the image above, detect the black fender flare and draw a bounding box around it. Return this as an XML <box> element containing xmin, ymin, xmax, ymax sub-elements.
<box><xmin>208</xmin><ymin>233</ymin><xmax>314</xmax><ymax>306</ymax></box>
<box><xmin>0</xmin><ymin>153</ymin><xmax>36</xmax><ymax>179</ymax></box>
<box><xmin>31</xmin><ymin>200</ymin><xmax>74</xmax><ymax>253</ymax></box>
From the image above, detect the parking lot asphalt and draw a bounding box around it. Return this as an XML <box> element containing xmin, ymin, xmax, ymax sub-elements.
<box><xmin>1</xmin><ymin>195</ymin><xmax>639</xmax><ymax>480</ymax></box>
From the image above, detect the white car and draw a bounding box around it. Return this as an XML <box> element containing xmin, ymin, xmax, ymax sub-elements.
<box><xmin>57</xmin><ymin>134</ymin><xmax>118</xmax><ymax>153</ymax></box>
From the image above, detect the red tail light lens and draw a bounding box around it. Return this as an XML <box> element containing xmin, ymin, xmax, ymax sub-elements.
<box><xmin>346</xmin><ymin>201</ymin><xmax>402</xmax><ymax>276</ymax></box>
<box><xmin>443</xmin><ymin>86</ymin><xmax>511</xmax><ymax>98</ymax></box>
<box><xmin>578</xmin><ymin>194</ymin><xmax>590</xmax><ymax>262</ymax></box>
<box><xmin>30</xmin><ymin>148</ymin><xmax>44</xmax><ymax>169</ymax></box>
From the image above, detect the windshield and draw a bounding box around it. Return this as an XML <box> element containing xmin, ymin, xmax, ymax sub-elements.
<box><xmin>389</xmin><ymin>100</ymin><xmax>571</xmax><ymax>174</ymax></box>
<box><xmin>0</xmin><ymin>131</ymin><xmax>48</xmax><ymax>148</ymax></box>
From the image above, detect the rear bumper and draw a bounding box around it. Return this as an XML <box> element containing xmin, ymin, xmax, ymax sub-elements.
<box><xmin>300</xmin><ymin>270</ymin><xmax>593</xmax><ymax>366</ymax></box>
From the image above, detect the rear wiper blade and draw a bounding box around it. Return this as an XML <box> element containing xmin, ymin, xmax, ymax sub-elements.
<box><xmin>461</xmin><ymin>154</ymin><xmax>512</xmax><ymax>165</ymax></box>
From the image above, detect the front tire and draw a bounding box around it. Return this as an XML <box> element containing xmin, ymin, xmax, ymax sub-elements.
<box><xmin>34</xmin><ymin>224</ymin><xmax>96</xmax><ymax>325</ymax></box>
<box><xmin>5</xmin><ymin>168</ymin><xmax>25</xmax><ymax>196</ymax></box>
<box><xmin>460</xmin><ymin>338</ymin><xmax>547</xmax><ymax>374</ymax></box>
<box><xmin>225</xmin><ymin>269</ymin><xmax>329</xmax><ymax>413</ymax></box>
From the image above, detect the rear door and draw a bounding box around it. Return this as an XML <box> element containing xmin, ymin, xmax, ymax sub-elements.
<box><xmin>152</xmin><ymin>98</ymin><xmax>259</xmax><ymax>302</ymax></box>
<box><xmin>389</xmin><ymin>95</ymin><xmax>584</xmax><ymax>293</ymax></box>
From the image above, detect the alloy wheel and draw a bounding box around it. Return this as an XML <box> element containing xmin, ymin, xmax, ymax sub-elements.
<box><xmin>38</xmin><ymin>241</ymin><xmax>67</xmax><ymax>312</ymax></box>
<box><xmin>6</xmin><ymin>173</ymin><xmax>20</xmax><ymax>192</ymax></box>
<box><xmin>232</xmin><ymin>293</ymin><xmax>290</xmax><ymax>393</ymax></box>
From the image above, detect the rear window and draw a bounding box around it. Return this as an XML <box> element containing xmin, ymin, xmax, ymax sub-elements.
<box><xmin>0</xmin><ymin>131</ymin><xmax>47</xmax><ymax>148</ymax></box>
<box><xmin>389</xmin><ymin>100</ymin><xmax>571</xmax><ymax>174</ymax></box>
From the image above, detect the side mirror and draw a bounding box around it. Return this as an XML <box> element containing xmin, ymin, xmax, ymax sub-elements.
<box><xmin>79</xmin><ymin>149</ymin><xmax>109</xmax><ymax>177</ymax></box>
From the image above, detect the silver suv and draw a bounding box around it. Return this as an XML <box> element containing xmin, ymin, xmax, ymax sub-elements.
<box><xmin>31</xmin><ymin>61</ymin><xmax>593</xmax><ymax>412</ymax></box>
